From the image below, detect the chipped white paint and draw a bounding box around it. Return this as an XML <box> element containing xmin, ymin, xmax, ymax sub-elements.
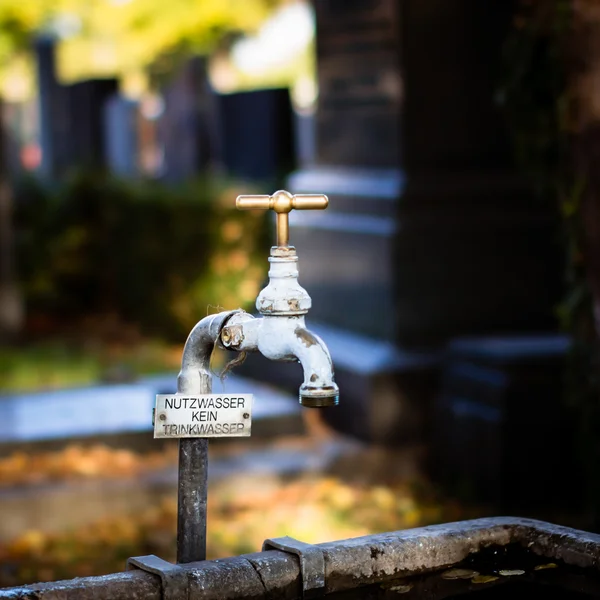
<box><xmin>256</xmin><ymin>250</ymin><xmax>311</xmax><ymax>316</ymax></box>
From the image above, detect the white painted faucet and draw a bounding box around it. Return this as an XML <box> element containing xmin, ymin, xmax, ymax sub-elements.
<box><xmin>219</xmin><ymin>191</ymin><xmax>339</xmax><ymax>408</ymax></box>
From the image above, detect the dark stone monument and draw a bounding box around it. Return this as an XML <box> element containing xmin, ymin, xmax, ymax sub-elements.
<box><xmin>237</xmin><ymin>0</ymin><xmax>562</xmax><ymax>446</ymax></box>
<box><xmin>312</xmin><ymin>0</ymin><xmax>402</xmax><ymax>169</ymax></box>
<box><xmin>215</xmin><ymin>88</ymin><xmax>295</xmax><ymax>182</ymax></box>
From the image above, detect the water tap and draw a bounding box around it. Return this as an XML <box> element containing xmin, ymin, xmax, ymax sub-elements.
<box><xmin>219</xmin><ymin>190</ymin><xmax>339</xmax><ymax>408</ymax></box>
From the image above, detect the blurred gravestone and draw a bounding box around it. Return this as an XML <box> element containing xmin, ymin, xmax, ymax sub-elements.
<box><xmin>103</xmin><ymin>95</ymin><xmax>140</xmax><ymax>178</ymax></box>
<box><xmin>158</xmin><ymin>57</ymin><xmax>214</xmax><ymax>183</ymax></box>
<box><xmin>0</xmin><ymin>100</ymin><xmax>23</xmax><ymax>340</ymax></box>
<box><xmin>293</xmin><ymin>110</ymin><xmax>316</xmax><ymax>168</ymax></box>
<box><xmin>215</xmin><ymin>88</ymin><xmax>294</xmax><ymax>181</ymax></box>
<box><xmin>237</xmin><ymin>0</ymin><xmax>562</xmax><ymax>446</ymax></box>
<box><xmin>63</xmin><ymin>78</ymin><xmax>119</xmax><ymax>170</ymax></box>
<box><xmin>35</xmin><ymin>37</ymin><xmax>119</xmax><ymax>176</ymax></box>
<box><xmin>34</xmin><ymin>36</ymin><xmax>69</xmax><ymax>179</ymax></box>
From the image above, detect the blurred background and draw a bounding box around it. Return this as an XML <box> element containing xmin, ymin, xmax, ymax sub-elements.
<box><xmin>0</xmin><ymin>0</ymin><xmax>599</xmax><ymax>588</ymax></box>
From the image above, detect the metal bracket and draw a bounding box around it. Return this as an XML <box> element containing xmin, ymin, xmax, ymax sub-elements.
<box><xmin>262</xmin><ymin>536</ymin><xmax>325</xmax><ymax>598</ymax></box>
<box><xmin>127</xmin><ymin>555</ymin><xmax>189</xmax><ymax>600</ymax></box>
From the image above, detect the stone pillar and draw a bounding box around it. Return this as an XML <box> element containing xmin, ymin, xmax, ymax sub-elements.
<box><xmin>239</xmin><ymin>0</ymin><xmax>562</xmax><ymax>445</ymax></box>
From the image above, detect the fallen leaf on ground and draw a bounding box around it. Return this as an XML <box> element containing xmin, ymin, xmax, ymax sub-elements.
<box><xmin>472</xmin><ymin>575</ymin><xmax>499</xmax><ymax>584</ymax></box>
<box><xmin>441</xmin><ymin>568</ymin><xmax>479</xmax><ymax>580</ymax></box>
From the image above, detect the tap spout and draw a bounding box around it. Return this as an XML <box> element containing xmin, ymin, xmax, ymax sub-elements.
<box><xmin>220</xmin><ymin>312</ymin><xmax>339</xmax><ymax>407</ymax></box>
<box><xmin>293</xmin><ymin>326</ymin><xmax>339</xmax><ymax>408</ymax></box>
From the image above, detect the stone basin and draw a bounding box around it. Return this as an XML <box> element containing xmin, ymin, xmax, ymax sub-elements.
<box><xmin>3</xmin><ymin>518</ymin><xmax>600</xmax><ymax>599</ymax></box>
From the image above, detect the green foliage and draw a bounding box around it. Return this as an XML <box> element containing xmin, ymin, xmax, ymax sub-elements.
<box><xmin>0</xmin><ymin>339</ymin><xmax>179</xmax><ymax>392</ymax></box>
<box><xmin>0</xmin><ymin>342</ymin><xmax>101</xmax><ymax>391</ymax></box>
<box><xmin>0</xmin><ymin>0</ymin><xmax>282</xmax><ymax>88</ymax></box>
<box><xmin>14</xmin><ymin>172</ymin><xmax>267</xmax><ymax>340</ymax></box>
<box><xmin>0</xmin><ymin>1</ymin><xmax>45</xmax><ymax>62</ymax></box>
<box><xmin>58</xmin><ymin>0</ymin><xmax>282</xmax><ymax>80</ymax></box>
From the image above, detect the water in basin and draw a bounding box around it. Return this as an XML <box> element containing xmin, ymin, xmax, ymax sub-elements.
<box><xmin>328</xmin><ymin>543</ymin><xmax>600</xmax><ymax>599</ymax></box>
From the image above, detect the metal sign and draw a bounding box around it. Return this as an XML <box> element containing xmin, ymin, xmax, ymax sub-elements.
<box><xmin>154</xmin><ymin>394</ymin><xmax>253</xmax><ymax>438</ymax></box>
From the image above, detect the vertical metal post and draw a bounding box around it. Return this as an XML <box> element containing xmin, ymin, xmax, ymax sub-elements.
<box><xmin>177</xmin><ymin>373</ymin><xmax>211</xmax><ymax>564</ymax></box>
<box><xmin>177</xmin><ymin>439</ymin><xmax>209</xmax><ymax>563</ymax></box>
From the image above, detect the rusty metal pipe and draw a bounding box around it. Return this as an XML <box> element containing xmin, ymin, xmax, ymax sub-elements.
<box><xmin>176</xmin><ymin>310</ymin><xmax>240</xmax><ymax>564</ymax></box>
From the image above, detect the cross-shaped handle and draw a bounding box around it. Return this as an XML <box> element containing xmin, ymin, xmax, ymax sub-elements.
<box><xmin>236</xmin><ymin>190</ymin><xmax>328</xmax><ymax>247</ymax></box>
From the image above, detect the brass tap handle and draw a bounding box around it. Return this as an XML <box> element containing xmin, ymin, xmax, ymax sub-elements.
<box><xmin>236</xmin><ymin>190</ymin><xmax>328</xmax><ymax>247</ymax></box>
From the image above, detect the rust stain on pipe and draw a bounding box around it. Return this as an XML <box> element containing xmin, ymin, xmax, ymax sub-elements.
<box><xmin>295</xmin><ymin>328</ymin><xmax>319</xmax><ymax>347</ymax></box>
